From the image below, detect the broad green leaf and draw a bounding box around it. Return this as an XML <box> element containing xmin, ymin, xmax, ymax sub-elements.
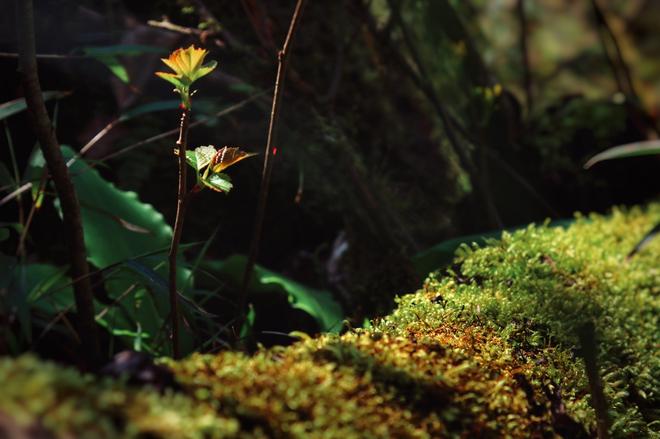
<box><xmin>0</xmin><ymin>91</ymin><xmax>70</xmax><ymax>121</ymax></box>
<box><xmin>201</xmin><ymin>172</ymin><xmax>233</xmax><ymax>193</ymax></box>
<box><xmin>0</xmin><ymin>229</ymin><xmax>9</xmax><ymax>242</ymax></box>
<box><xmin>194</xmin><ymin>145</ymin><xmax>217</xmax><ymax>171</ymax></box>
<box><xmin>96</xmin><ymin>55</ymin><xmax>130</xmax><ymax>83</ymax></box>
<box><xmin>185</xmin><ymin>150</ymin><xmax>197</xmax><ymax>170</ymax></box>
<box><xmin>0</xmin><ymin>259</ymin><xmax>77</xmax><ymax>342</ymax></box>
<box><xmin>118</xmin><ymin>100</ymin><xmax>182</xmax><ymax>122</ymax></box>
<box><xmin>584</xmin><ymin>140</ymin><xmax>660</xmax><ymax>169</ymax></box>
<box><xmin>59</xmin><ymin>146</ymin><xmax>192</xmax><ymax>354</ymax></box>
<box><xmin>61</xmin><ymin>147</ymin><xmax>174</xmax><ymax>268</ymax></box>
<box><xmin>205</xmin><ymin>255</ymin><xmax>344</xmax><ymax>333</ymax></box>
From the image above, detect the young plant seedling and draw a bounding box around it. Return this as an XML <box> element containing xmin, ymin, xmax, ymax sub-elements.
<box><xmin>156</xmin><ymin>45</ymin><xmax>255</xmax><ymax>357</ymax></box>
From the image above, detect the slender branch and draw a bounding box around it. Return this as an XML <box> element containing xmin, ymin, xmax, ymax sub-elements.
<box><xmin>516</xmin><ymin>0</ymin><xmax>533</xmax><ymax>114</ymax></box>
<box><xmin>241</xmin><ymin>0</ymin><xmax>307</xmax><ymax>325</ymax></box>
<box><xmin>590</xmin><ymin>0</ymin><xmax>638</xmax><ymax>101</ymax></box>
<box><xmin>168</xmin><ymin>108</ymin><xmax>190</xmax><ymax>359</ymax></box>
<box><xmin>0</xmin><ymin>91</ymin><xmax>269</xmax><ymax>209</ymax></box>
<box><xmin>0</xmin><ymin>52</ymin><xmax>87</xmax><ymax>59</ymax></box>
<box><xmin>15</xmin><ymin>0</ymin><xmax>100</xmax><ymax>365</ymax></box>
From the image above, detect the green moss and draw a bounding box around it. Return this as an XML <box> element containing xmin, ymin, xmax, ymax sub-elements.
<box><xmin>1</xmin><ymin>204</ymin><xmax>658</xmax><ymax>438</ymax></box>
<box><xmin>381</xmin><ymin>203</ymin><xmax>660</xmax><ymax>437</ymax></box>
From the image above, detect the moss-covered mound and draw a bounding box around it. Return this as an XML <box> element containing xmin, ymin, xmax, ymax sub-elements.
<box><xmin>1</xmin><ymin>204</ymin><xmax>658</xmax><ymax>438</ymax></box>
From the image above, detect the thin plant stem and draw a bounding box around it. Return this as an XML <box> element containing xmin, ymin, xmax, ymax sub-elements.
<box><xmin>3</xmin><ymin>121</ymin><xmax>25</xmax><ymax>257</ymax></box>
<box><xmin>516</xmin><ymin>0</ymin><xmax>533</xmax><ymax>114</ymax></box>
<box><xmin>241</xmin><ymin>0</ymin><xmax>307</xmax><ymax>327</ymax></box>
<box><xmin>15</xmin><ymin>0</ymin><xmax>100</xmax><ymax>366</ymax></box>
<box><xmin>168</xmin><ymin>108</ymin><xmax>190</xmax><ymax>359</ymax></box>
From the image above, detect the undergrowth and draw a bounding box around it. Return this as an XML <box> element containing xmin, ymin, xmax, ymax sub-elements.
<box><xmin>0</xmin><ymin>203</ymin><xmax>658</xmax><ymax>438</ymax></box>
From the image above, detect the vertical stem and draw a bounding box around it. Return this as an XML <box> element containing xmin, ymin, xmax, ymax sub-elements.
<box><xmin>15</xmin><ymin>0</ymin><xmax>100</xmax><ymax>365</ymax></box>
<box><xmin>240</xmin><ymin>0</ymin><xmax>307</xmax><ymax>324</ymax></box>
<box><xmin>168</xmin><ymin>108</ymin><xmax>190</xmax><ymax>359</ymax></box>
<box><xmin>516</xmin><ymin>0</ymin><xmax>533</xmax><ymax>114</ymax></box>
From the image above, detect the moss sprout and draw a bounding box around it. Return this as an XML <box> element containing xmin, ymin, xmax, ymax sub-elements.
<box><xmin>1</xmin><ymin>203</ymin><xmax>657</xmax><ymax>438</ymax></box>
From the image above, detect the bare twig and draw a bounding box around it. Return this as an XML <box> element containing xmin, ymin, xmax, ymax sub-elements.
<box><xmin>147</xmin><ymin>18</ymin><xmax>225</xmax><ymax>47</ymax></box>
<box><xmin>100</xmin><ymin>91</ymin><xmax>269</xmax><ymax>163</ymax></box>
<box><xmin>0</xmin><ymin>91</ymin><xmax>269</xmax><ymax>208</ymax></box>
<box><xmin>590</xmin><ymin>0</ymin><xmax>637</xmax><ymax>101</ymax></box>
<box><xmin>0</xmin><ymin>52</ymin><xmax>87</xmax><ymax>59</ymax></box>
<box><xmin>516</xmin><ymin>0</ymin><xmax>533</xmax><ymax>114</ymax></box>
<box><xmin>16</xmin><ymin>0</ymin><xmax>100</xmax><ymax>365</ymax></box>
<box><xmin>241</xmin><ymin>0</ymin><xmax>307</xmax><ymax>325</ymax></box>
<box><xmin>168</xmin><ymin>109</ymin><xmax>191</xmax><ymax>359</ymax></box>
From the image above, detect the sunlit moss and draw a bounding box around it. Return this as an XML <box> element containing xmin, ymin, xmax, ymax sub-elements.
<box><xmin>0</xmin><ymin>203</ymin><xmax>657</xmax><ymax>437</ymax></box>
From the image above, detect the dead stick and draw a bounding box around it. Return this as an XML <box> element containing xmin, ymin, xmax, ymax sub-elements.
<box><xmin>15</xmin><ymin>0</ymin><xmax>100</xmax><ymax>366</ymax></box>
<box><xmin>240</xmin><ymin>0</ymin><xmax>307</xmax><ymax>327</ymax></box>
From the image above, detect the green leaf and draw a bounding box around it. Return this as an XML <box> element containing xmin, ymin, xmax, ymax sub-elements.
<box><xmin>61</xmin><ymin>146</ymin><xmax>174</xmax><ymax>268</ymax></box>
<box><xmin>60</xmin><ymin>146</ymin><xmax>192</xmax><ymax>354</ymax></box>
<box><xmin>204</xmin><ymin>255</ymin><xmax>344</xmax><ymax>333</ymax></box>
<box><xmin>96</xmin><ymin>55</ymin><xmax>130</xmax><ymax>83</ymax></box>
<box><xmin>82</xmin><ymin>45</ymin><xmax>166</xmax><ymax>57</ymax></box>
<box><xmin>155</xmin><ymin>73</ymin><xmax>186</xmax><ymax>90</ymax></box>
<box><xmin>0</xmin><ymin>259</ymin><xmax>78</xmax><ymax>342</ymax></box>
<box><xmin>185</xmin><ymin>150</ymin><xmax>198</xmax><ymax>170</ymax></box>
<box><xmin>0</xmin><ymin>228</ymin><xmax>9</xmax><ymax>242</ymax></box>
<box><xmin>584</xmin><ymin>140</ymin><xmax>660</xmax><ymax>169</ymax></box>
<box><xmin>85</xmin><ymin>44</ymin><xmax>165</xmax><ymax>83</ymax></box>
<box><xmin>191</xmin><ymin>60</ymin><xmax>218</xmax><ymax>82</ymax></box>
<box><xmin>194</xmin><ymin>145</ymin><xmax>217</xmax><ymax>171</ymax></box>
<box><xmin>0</xmin><ymin>91</ymin><xmax>70</xmax><ymax>121</ymax></box>
<box><xmin>118</xmin><ymin>100</ymin><xmax>182</xmax><ymax>122</ymax></box>
<box><xmin>201</xmin><ymin>172</ymin><xmax>232</xmax><ymax>193</ymax></box>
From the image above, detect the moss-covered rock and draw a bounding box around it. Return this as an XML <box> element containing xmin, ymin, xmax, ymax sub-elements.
<box><xmin>1</xmin><ymin>204</ymin><xmax>658</xmax><ymax>438</ymax></box>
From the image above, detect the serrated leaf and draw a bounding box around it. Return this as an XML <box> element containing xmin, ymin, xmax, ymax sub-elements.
<box><xmin>210</xmin><ymin>146</ymin><xmax>257</xmax><ymax>173</ymax></box>
<box><xmin>185</xmin><ymin>150</ymin><xmax>197</xmax><ymax>170</ymax></box>
<box><xmin>194</xmin><ymin>145</ymin><xmax>217</xmax><ymax>171</ymax></box>
<box><xmin>201</xmin><ymin>172</ymin><xmax>233</xmax><ymax>193</ymax></box>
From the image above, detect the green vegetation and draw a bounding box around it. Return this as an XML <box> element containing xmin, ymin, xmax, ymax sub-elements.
<box><xmin>1</xmin><ymin>204</ymin><xmax>657</xmax><ymax>437</ymax></box>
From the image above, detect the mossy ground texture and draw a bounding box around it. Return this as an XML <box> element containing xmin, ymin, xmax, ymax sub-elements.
<box><xmin>1</xmin><ymin>204</ymin><xmax>658</xmax><ymax>438</ymax></box>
